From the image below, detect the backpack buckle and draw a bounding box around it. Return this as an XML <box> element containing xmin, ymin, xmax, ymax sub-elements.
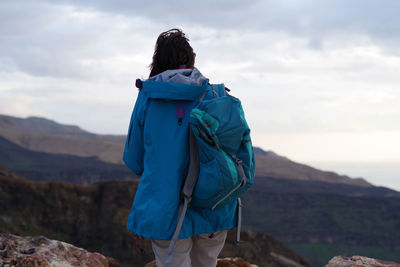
<box><xmin>231</xmin><ymin>155</ymin><xmax>242</xmax><ymax>165</ymax></box>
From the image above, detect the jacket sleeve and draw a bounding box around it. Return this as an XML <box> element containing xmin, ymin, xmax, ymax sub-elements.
<box><xmin>123</xmin><ymin>91</ymin><xmax>146</xmax><ymax>176</ymax></box>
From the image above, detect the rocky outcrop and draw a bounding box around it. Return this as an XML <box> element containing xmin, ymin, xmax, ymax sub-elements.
<box><xmin>145</xmin><ymin>257</ymin><xmax>257</xmax><ymax>267</ymax></box>
<box><xmin>221</xmin><ymin>231</ymin><xmax>310</xmax><ymax>267</ymax></box>
<box><xmin>0</xmin><ymin>233</ymin><xmax>119</xmax><ymax>267</ymax></box>
<box><xmin>217</xmin><ymin>257</ymin><xmax>258</xmax><ymax>267</ymax></box>
<box><xmin>326</xmin><ymin>256</ymin><xmax>400</xmax><ymax>267</ymax></box>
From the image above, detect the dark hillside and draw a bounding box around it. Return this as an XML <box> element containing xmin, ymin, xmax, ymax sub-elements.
<box><xmin>251</xmin><ymin>176</ymin><xmax>400</xmax><ymax>197</ymax></box>
<box><xmin>242</xmin><ymin>178</ymin><xmax>400</xmax><ymax>266</ymax></box>
<box><xmin>0</xmin><ymin>165</ymin><xmax>309</xmax><ymax>267</ymax></box>
<box><xmin>0</xmin><ymin>136</ymin><xmax>135</xmax><ymax>184</ymax></box>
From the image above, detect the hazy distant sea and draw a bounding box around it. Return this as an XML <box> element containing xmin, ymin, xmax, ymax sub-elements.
<box><xmin>307</xmin><ymin>161</ymin><xmax>400</xmax><ymax>192</ymax></box>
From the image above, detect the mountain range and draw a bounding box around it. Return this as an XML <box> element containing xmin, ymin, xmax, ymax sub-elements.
<box><xmin>0</xmin><ymin>114</ymin><xmax>125</xmax><ymax>164</ymax></box>
<box><xmin>0</xmin><ymin>114</ymin><xmax>370</xmax><ymax>187</ymax></box>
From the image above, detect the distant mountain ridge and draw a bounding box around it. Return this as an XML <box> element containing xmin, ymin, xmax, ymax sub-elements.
<box><xmin>253</xmin><ymin>147</ymin><xmax>284</xmax><ymax>158</ymax></box>
<box><xmin>254</xmin><ymin>150</ymin><xmax>371</xmax><ymax>187</ymax></box>
<box><xmin>0</xmin><ymin>114</ymin><xmax>373</xmax><ymax>188</ymax></box>
<box><xmin>0</xmin><ymin>114</ymin><xmax>93</xmax><ymax>136</ymax></box>
<box><xmin>0</xmin><ymin>114</ymin><xmax>125</xmax><ymax>164</ymax></box>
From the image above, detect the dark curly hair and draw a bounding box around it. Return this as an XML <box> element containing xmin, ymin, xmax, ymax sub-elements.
<box><xmin>149</xmin><ymin>28</ymin><xmax>195</xmax><ymax>77</ymax></box>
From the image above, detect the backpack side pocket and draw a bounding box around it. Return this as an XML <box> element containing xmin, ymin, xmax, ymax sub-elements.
<box><xmin>192</xmin><ymin>158</ymin><xmax>222</xmax><ymax>208</ymax></box>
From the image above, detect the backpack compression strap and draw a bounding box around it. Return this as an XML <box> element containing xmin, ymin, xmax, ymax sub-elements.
<box><xmin>237</xmin><ymin>198</ymin><xmax>243</xmax><ymax>243</ymax></box>
<box><xmin>211</xmin><ymin>84</ymin><xmax>226</xmax><ymax>97</ymax></box>
<box><xmin>198</xmin><ymin>83</ymin><xmax>226</xmax><ymax>103</ymax></box>
<box><xmin>165</xmin><ymin>127</ymin><xmax>200</xmax><ymax>267</ymax></box>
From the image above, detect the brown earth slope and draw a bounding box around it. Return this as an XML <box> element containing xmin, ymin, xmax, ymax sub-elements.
<box><xmin>0</xmin><ymin>114</ymin><xmax>370</xmax><ymax>187</ymax></box>
<box><xmin>254</xmin><ymin>153</ymin><xmax>370</xmax><ymax>187</ymax></box>
<box><xmin>0</xmin><ymin>114</ymin><xmax>125</xmax><ymax>164</ymax></box>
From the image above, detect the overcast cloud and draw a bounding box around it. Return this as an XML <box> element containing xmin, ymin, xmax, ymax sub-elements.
<box><xmin>1</xmin><ymin>0</ymin><xmax>400</xmax><ymax>174</ymax></box>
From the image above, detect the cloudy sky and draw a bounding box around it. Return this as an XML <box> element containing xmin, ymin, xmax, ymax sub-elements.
<box><xmin>1</xmin><ymin>0</ymin><xmax>399</xmax><ymax>189</ymax></box>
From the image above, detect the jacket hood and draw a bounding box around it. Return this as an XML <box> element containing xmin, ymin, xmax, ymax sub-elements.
<box><xmin>136</xmin><ymin>68</ymin><xmax>210</xmax><ymax>101</ymax></box>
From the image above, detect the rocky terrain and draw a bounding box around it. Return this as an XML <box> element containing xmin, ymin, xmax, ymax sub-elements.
<box><xmin>216</xmin><ymin>258</ymin><xmax>259</xmax><ymax>267</ymax></box>
<box><xmin>1</xmin><ymin>231</ymin><xmax>399</xmax><ymax>267</ymax></box>
<box><xmin>0</xmin><ymin>233</ymin><xmax>264</xmax><ymax>267</ymax></box>
<box><xmin>145</xmin><ymin>257</ymin><xmax>259</xmax><ymax>267</ymax></box>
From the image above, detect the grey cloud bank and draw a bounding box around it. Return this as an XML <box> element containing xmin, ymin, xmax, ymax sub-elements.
<box><xmin>1</xmin><ymin>0</ymin><xmax>400</xmax><ymax>167</ymax></box>
<box><xmin>47</xmin><ymin>0</ymin><xmax>400</xmax><ymax>45</ymax></box>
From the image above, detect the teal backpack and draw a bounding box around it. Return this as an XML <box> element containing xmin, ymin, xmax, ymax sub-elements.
<box><xmin>190</xmin><ymin>84</ymin><xmax>255</xmax><ymax>209</ymax></box>
<box><xmin>166</xmin><ymin>84</ymin><xmax>255</xmax><ymax>266</ymax></box>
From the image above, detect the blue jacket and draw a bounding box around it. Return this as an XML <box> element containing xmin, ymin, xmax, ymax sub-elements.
<box><xmin>123</xmin><ymin>68</ymin><xmax>237</xmax><ymax>240</ymax></box>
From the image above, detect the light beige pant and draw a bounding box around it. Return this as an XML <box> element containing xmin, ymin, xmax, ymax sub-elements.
<box><xmin>151</xmin><ymin>230</ymin><xmax>227</xmax><ymax>267</ymax></box>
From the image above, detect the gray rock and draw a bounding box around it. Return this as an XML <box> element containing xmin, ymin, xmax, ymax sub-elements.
<box><xmin>0</xmin><ymin>249</ymin><xmax>7</xmax><ymax>258</ymax></box>
<box><xmin>0</xmin><ymin>233</ymin><xmax>120</xmax><ymax>267</ymax></box>
<box><xmin>326</xmin><ymin>255</ymin><xmax>400</xmax><ymax>267</ymax></box>
<box><xmin>20</xmin><ymin>247</ymin><xmax>36</xmax><ymax>254</ymax></box>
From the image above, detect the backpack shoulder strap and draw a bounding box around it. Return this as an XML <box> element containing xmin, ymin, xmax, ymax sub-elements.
<box><xmin>165</xmin><ymin>127</ymin><xmax>200</xmax><ymax>266</ymax></box>
<box><xmin>211</xmin><ymin>84</ymin><xmax>226</xmax><ymax>97</ymax></box>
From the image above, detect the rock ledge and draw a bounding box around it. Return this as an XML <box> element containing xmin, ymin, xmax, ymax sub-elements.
<box><xmin>326</xmin><ymin>255</ymin><xmax>400</xmax><ymax>267</ymax></box>
<box><xmin>0</xmin><ymin>233</ymin><xmax>119</xmax><ymax>267</ymax></box>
